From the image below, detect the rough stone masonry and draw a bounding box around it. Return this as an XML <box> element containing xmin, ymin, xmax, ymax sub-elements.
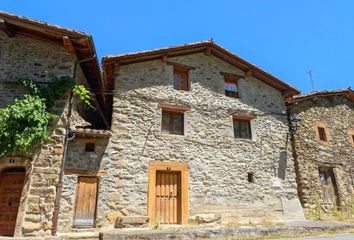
<box><xmin>87</xmin><ymin>51</ymin><xmax>303</xmax><ymax>228</ymax></box>
<box><xmin>288</xmin><ymin>91</ymin><xmax>354</xmax><ymax>215</ymax></box>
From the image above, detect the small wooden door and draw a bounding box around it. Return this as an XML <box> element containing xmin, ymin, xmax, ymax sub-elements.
<box><xmin>0</xmin><ymin>171</ymin><xmax>25</xmax><ymax>236</ymax></box>
<box><xmin>74</xmin><ymin>177</ymin><xmax>98</xmax><ymax>227</ymax></box>
<box><xmin>318</xmin><ymin>167</ymin><xmax>339</xmax><ymax>207</ymax></box>
<box><xmin>155</xmin><ymin>171</ymin><xmax>181</xmax><ymax>224</ymax></box>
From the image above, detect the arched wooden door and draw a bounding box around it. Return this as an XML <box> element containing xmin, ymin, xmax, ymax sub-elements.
<box><xmin>0</xmin><ymin>168</ymin><xmax>25</xmax><ymax>236</ymax></box>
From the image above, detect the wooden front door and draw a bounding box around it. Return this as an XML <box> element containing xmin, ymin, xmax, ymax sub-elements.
<box><xmin>74</xmin><ymin>177</ymin><xmax>98</xmax><ymax>227</ymax></box>
<box><xmin>318</xmin><ymin>167</ymin><xmax>339</xmax><ymax>207</ymax></box>
<box><xmin>0</xmin><ymin>171</ymin><xmax>25</xmax><ymax>236</ymax></box>
<box><xmin>155</xmin><ymin>171</ymin><xmax>181</xmax><ymax>224</ymax></box>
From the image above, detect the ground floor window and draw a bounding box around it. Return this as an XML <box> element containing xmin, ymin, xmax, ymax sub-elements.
<box><xmin>74</xmin><ymin>176</ymin><xmax>98</xmax><ymax>227</ymax></box>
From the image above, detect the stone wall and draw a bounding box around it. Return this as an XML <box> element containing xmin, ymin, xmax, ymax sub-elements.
<box><xmin>0</xmin><ymin>31</ymin><xmax>78</xmax><ymax>236</ymax></box>
<box><xmin>93</xmin><ymin>53</ymin><xmax>300</xmax><ymax>226</ymax></box>
<box><xmin>289</xmin><ymin>95</ymin><xmax>354</xmax><ymax>213</ymax></box>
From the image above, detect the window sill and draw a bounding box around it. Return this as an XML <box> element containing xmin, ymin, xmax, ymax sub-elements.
<box><xmin>317</xmin><ymin>140</ymin><xmax>330</xmax><ymax>146</ymax></box>
<box><xmin>233</xmin><ymin>137</ymin><xmax>256</xmax><ymax>143</ymax></box>
<box><xmin>158</xmin><ymin>133</ymin><xmax>185</xmax><ymax>138</ymax></box>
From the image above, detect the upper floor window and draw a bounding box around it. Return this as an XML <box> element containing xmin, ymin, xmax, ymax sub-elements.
<box><xmin>221</xmin><ymin>72</ymin><xmax>242</xmax><ymax>98</ymax></box>
<box><xmin>224</xmin><ymin>77</ymin><xmax>239</xmax><ymax>98</ymax></box>
<box><xmin>314</xmin><ymin>122</ymin><xmax>329</xmax><ymax>144</ymax></box>
<box><xmin>162</xmin><ymin>110</ymin><xmax>184</xmax><ymax>135</ymax></box>
<box><xmin>159</xmin><ymin>103</ymin><xmax>190</xmax><ymax>136</ymax></box>
<box><xmin>173</xmin><ymin>67</ymin><xmax>189</xmax><ymax>91</ymax></box>
<box><xmin>232</xmin><ymin>112</ymin><xmax>256</xmax><ymax>140</ymax></box>
<box><xmin>233</xmin><ymin>119</ymin><xmax>251</xmax><ymax>139</ymax></box>
<box><xmin>318</xmin><ymin>127</ymin><xmax>327</xmax><ymax>142</ymax></box>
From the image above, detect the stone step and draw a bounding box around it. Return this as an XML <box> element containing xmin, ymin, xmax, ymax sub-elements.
<box><xmin>58</xmin><ymin>231</ymin><xmax>99</xmax><ymax>240</ymax></box>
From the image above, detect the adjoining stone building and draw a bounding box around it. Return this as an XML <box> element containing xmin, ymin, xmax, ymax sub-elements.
<box><xmin>0</xmin><ymin>12</ymin><xmax>109</xmax><ymax>237</ymax></box>
<box><xmin>287</xmin><ymin>89</ymin><xmax>354</xmax><ymax>214</ymax></box>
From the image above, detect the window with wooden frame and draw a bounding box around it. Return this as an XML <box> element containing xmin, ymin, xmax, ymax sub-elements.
<box><xmin>162</xmin><ymin>110</ymin><xmax>184</xmax><ymax>135</ymax></box>
<box><xmin>314</xmin><ymin>122</ymin><xmax>330</xmax><ymax>144</ymax></box>
<box><xmin>173</xmin><ymin>67</ymin><xmax>189</xmax><ymax>91</ymax></box>
<box><xmin>74</xmin><ymin>177</ymin><xmax>98</xmax><ymax>227</ymax></box>
<box><xmin>233</xmin><ymin>119</ymin><xmax>252</xmax><ymax>139</ymax></box>
<box><xmin>318</xmin><ymin>127</ymin><xmax>327</xmax><ymax>142</ymax></box>
<box><xmin>232</xmin><ymin>112</ymin><xmax>255</xmax><ymax>140</ymax></box>
<box><xmin>224</xmin><ymin>76</ymin><xmax>239</xmax><ymax>98</ymax></box>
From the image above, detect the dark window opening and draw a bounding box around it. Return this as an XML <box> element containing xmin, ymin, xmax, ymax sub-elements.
<box><xmin>162</xmin><ymin>110</ymin><xmax>184</xmax><ymax>135</ymax></box>
<box><xmin>173</xmin><ymin>67</ymin><xmax>189</xmax><ymax>91</ymax></box>
<box><xmin>247</xmin><ymin>173</ymin><xmax>254</xmax><ymax>183</ymax></box>
<box><xmin>85</xmin><ymin>142</ymin><xmax>95</xmax><ymax>152</ymax></box>
<box><xmin>224</xmin><ymin>77</ymin><xmax>239</xmax><ymax>98</ymax></box>
<box><xmin>318</xmin><ymin>127</ymin><xmax>327</xmax><ymax>142</ymax></box>
<box><xmin>233</xmin><ymin>119</ymin><xmax>252</xmax><ymax>139</ymax></box>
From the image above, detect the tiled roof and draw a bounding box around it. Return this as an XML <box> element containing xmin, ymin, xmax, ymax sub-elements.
<box><xmin>102</xmin><ymin>40</ymin><xmax>300</xmax><ymax>97</ymax></box>
<box><xmin>70</xmin><ymin>127</ymin><xmax>111</xmax><ymax>138</ymax></box>
<box><xmin>288</xmin><ymin>87</ymin><xmax>354</xmax><ymax>103</ymax></box>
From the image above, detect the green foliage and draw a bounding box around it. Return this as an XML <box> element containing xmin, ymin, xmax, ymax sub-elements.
<box><xmin>16</xmin><ymin>74</ymin><xmax>93</xmax><ymax>108</ymax></box>
<box><xmin>0</xmin><ymin>75</ymin><xmax>94</xmax><ymax>157</ymax></box>
<box><xmin>0</xmin><ymin>95</ymin><xmax>54</xmax><ymax>157</ymax></box>
<box><xmin>72</xmin><ymin>84</ymin><xmax>94</xmax><ymax>108</ymax></box>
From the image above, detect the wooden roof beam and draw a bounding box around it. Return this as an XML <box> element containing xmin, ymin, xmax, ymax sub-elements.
<box><xmin>62</xmin><ymin>36</ymin><xmax>76</xmax><ymax>54</ymax></box>
<box><xmin>0</xmin><ymin>18</ymin><xmax>15</xmax><ymax>37</ymax></box>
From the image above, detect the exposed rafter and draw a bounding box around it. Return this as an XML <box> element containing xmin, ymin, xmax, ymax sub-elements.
<box><xmin>0</xmin><ymin>18</ymin><xmax>15</xmax><ymax>37</ymax></box>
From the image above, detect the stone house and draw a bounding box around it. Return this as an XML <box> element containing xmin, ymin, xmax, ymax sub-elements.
<box><xmin>0</xmin><ymin>12</ymin><xmax>109</xmax><ymax>237</ymax></box>
<box><xmin>287</xmin><ymin>89</ymin><xmax>354</xmax><ymax>214</ymax></box>
<box><xmin>88</xmin><ymin>40</ymin><xmax>305</xmax><ymax>229</ymax></box>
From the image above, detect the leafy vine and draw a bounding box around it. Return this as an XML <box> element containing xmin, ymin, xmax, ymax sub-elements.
<box><xmin>0</xmin><ymin>75</ymin><xmax>94</xmax><ymax>157</ymax></box>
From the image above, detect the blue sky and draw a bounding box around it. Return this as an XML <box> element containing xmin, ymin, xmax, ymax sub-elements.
<box><xmin>1</xmin><ymin>1</ymin><xmax>353</xmax><ymax>93</ymax></box>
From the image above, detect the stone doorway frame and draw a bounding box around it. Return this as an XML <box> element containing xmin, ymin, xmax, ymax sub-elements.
<box><xmin>0</xmin><ymin>157</ymin><xmax>31</xmax><ymax>237</ymax></box>
<box><xmin>147</xmin><ymin>161</ymin><xmax>189</xmax><ymax>225</ymax></box>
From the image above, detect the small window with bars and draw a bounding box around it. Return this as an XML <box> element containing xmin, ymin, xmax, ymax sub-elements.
<box><xmin>318</xmin><ymin>127</ymin><xmax>327</xmax><ymax>142</ymax></box>
<box><xmin>233</xmin><ymin>119</ymin><xmax>252</xmax><ymax>139</ymax></box>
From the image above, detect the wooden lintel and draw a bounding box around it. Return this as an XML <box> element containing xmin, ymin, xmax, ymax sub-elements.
<box><xmin>62</xmin><ymin>36</ymin><xmax>76</xmax><ymax>54</ymax></box>
<box><xmin>220</xmin><ymin>72</ymin><xmax>244</xmax><ymax>80</ymax></box>
<box><xmin>166</xmin><ymin>61</ymin><xmax>196</xmax><ymax>70</ymax></box>
<box><xmin>0</xmin><ymin>19</ymin><xmax>15</xmax><ymax>37</ymax></box>
<box><xmin>231</xmin><ymin>112</ymin><xmax>256</xmax><ymax>120</ymax></box>
<box><xmin>158</xmin><ymin>102</ymin><xmax>191</xmax><ymax>112</ymax></box>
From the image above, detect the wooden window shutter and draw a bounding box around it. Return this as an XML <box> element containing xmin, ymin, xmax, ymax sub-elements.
<box><xmin>74</xmin><ymin>177</ymin><xmax>98</xmax><ymax>227</ymax></box>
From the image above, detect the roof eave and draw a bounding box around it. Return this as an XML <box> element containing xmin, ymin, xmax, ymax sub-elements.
<box><xmin>102</xmin><ymin>41</ymin><xmax>300</xmax><ymax>96</ymax></box>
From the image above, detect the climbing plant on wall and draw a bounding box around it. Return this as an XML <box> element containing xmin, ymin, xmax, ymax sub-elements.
<box><xmin>0</xmin><ymin>74</ymin><xmax>93</xmax><ymax>158</ymax></box>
